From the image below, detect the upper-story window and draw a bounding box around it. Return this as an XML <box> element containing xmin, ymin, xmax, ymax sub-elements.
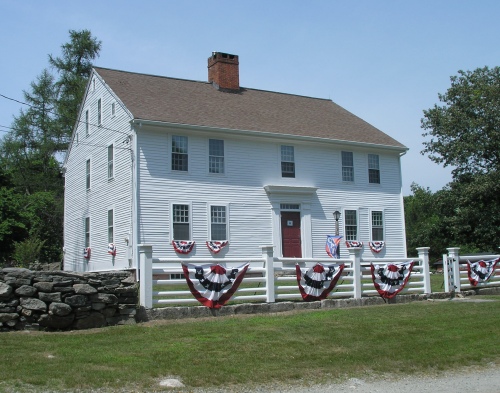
<box><xmin>85</xmin><ymin>110</ymin><xmax>89</xmax><ymax>136</ymax></box>
<box><xmin>371</xmin><ymin>211</ymin><xmax>384</xmax><ymax>241</ymax></box>
<box><xmin>111</xmin><ymin>102</ymin><xmax>116</xmax><ymax>117</ymax></box>
<box><xmin>344</xmin><ymin>210</ymin><xmax>358</xmax><ymax>240</ymax></box>
<box><xmin>107</xmin><ymin>209</ymin><xmax>114</xmax><ymax>244</ymax></box>
<box><xmin>210</xmin><ymin>205</ymin><xmax>227</xmax><ymax>240</ymax></box>
<box><xmin>97</xmin><ymin>98</ymin><xmax>102</xmax><ymax>126</ymax></box>
<box><xmin>281</xmin><ymin>145</ymin><xmax>295</xmax><ymax>178</ymax></box>
<box><xmin>173</xmin><ymin>204</ymin><xmax>190</xmax><ymax>240</ymax></box>
<box><xmin>209</xmin><ymin>139</ymin><xmax>224</xmax><ymax>174</ymax></box>
<box><xmin>368</xmin><ymin>154</ymin><xmax>380</xmax><ymax>184</ymax></box>
<box><xmin>342</xmin><ymin>151</ymin><xmax>354</xmax><ymax>182</ymax></box>
<box><xmin>172</xmin><ymin>135</ymin><xmax>188</xmax><ymax>171</ymax></box>
<box><xmin>86</xmin><ymin>159</ymin><xmax>91</xmax><ymax>190</ymax></box>
<box><xmin>107</xmin><ymin>144</ymin><xmax>114</xmax><ymax>180</ymax></box>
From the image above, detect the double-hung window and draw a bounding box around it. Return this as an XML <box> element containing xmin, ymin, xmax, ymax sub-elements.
<box><xmin>342</xmin><ymin>151</ymin><xmax>354</xmax><ymax>182</ymax></box>
<box><xmin>172</xmin><ymin>135</ymin><xmax>188</xmax><ymax>171</ymax></box>
<box><xmin>368</xmin><ymin>154</ymin><xmax>380</xmax><ymax>184</ymax></box>
<box><xmin>107</xmin><ymin>209</ymin><xmax>114</xmax><ymax>244</ymax></box>
<box><xmin>85</xmin><ymin>110</ymin><xmax>89</xmax><ymax>136</ymax></box>
<box><xmin>344</xmin><ymin>210</ymin><xmax>358</xmax><ymax>240</ymax></box>
<box><xmin>108</xmin><ymin>144</ymin><xmax>114</xmax><ymax>180</ymax></box>
<box><xmin>97</xmin><ymin>98</ymin><xmax>102</xmax><ymax>126</ymax></box>
<box><xmin>209</xmin><ymin>139</ymin><xmax>224</xmax><ymax>174</ymax></box>
<box><xmin>371</xmin><ymin>211</ymin><xmax>384</xmax><ymax>241</ymax></box>
<box><xmin>281</xmin><ymin>145</ymin><xmax>295</xmax><ymax>178</ymax></box>
<box><xmin>210</xmin><ymin>205</ymin><xmax>227</xmax><ymax>240</ymax></box>
<box><xmin>173</xmin><ymin>204</ymin><xmax>190</xmax><ymax>240</ymax></box>
<box><xmin>86</xmin><ymin>159</ymin><xmax>91</xmax><ymax>190</ymax></box>
<box><xmin>84</xmin><ymin>217</ymin><xmax>90</xmax><ymax>248</ymax></box>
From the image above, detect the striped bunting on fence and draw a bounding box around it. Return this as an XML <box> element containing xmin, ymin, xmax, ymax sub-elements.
<box><xmin>182</xmin><ymin>263</ymin><xmax>249</xmax><ymax>309</ymax></box>
<box><xmin>295</xmin><ymin>263</ymin><xmax>345</xmax><ymax>301</ymax></box>
<box><xmin>370</xmin><ymin>261</ymin><xmax>414</xmax><ymax>299</ymax></box>
<box><xmin>467</xmin><ymin>258</ymin><xmax>500</xmax><ymax>286</ymax></box>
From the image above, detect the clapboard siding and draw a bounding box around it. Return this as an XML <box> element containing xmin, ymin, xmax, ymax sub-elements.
<box><xmin>63</xmin><ymin>71</ymin><xmax>133</xmax><ymax>271</ymax></box>
<box><xmin>136</xmin><ymin>125</ymin><xmax>406</xmax><ymax>260</ymax></box>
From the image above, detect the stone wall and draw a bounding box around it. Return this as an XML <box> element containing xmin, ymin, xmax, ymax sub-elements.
<box><xmin>0</xmin><ymin>268</ymin><xmax>138</xmax><ymax>332</ymax></box>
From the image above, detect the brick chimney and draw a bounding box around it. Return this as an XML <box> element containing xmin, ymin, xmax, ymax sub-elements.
<box><xmin>208</xmin><ymin>52</ymin><xmax>239</xmax><ymax>91</ymax></box>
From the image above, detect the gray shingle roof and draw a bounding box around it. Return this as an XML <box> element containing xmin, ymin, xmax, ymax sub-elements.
<box><xmin>94</xmin><ymin>67</ymin><xmax>406</xmax><ymax>149</ymax></box>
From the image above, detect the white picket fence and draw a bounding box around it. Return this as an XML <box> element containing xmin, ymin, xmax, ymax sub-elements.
<box><xmin>138</xmin><ymin>245</ymin><xmax>432</xmax><ymax>308</ymax></box>
<box><xmin>443</xmin><ymin>247</ymin><xmax>500</xmax><ymax>292</ymax></box>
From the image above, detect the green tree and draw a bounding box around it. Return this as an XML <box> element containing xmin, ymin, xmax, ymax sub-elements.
<box><xmin>421</xmin><ymin>66</ymin><xmax>500</xmax><ymax>177</ymax></box>
<box><xmin>49</xmin><ymin>29</ymin><xmax>101</xmax><ymax>140</ymax></box>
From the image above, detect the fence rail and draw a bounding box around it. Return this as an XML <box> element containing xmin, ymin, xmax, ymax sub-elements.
<box><xmin>138</xmin><ymin>245</ymin><xmax>437</xmax><ymax>308</ymax></box>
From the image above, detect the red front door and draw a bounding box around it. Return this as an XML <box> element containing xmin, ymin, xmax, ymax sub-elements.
<box><xmin>281</xmin><ymin>212</ymin><xmax>302</xmax><ymax>258</ymax></box>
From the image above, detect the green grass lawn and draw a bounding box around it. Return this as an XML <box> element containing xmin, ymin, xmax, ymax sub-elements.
<box><xmin>1</xmin><ymin>295</ymin><xmax>499</xmax><ymax>392</ymax></box>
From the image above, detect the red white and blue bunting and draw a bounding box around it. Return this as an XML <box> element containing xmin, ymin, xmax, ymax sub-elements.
<box><xmin>369</xmin><ymin>241</ymin><xmax>385</xmax><ymax>253</ymax></box>
<box><xmin>172</xmin><ymin>240</ymin><xmax>195</xmax><ymax>254</ymax></box>
<box><xmin>325</xmin><ymin>235</ymin><xmax>343</xmax><ymax>258</ymax></box>
<box><xmin>206</xmin><ymin>240</ymin><xmax>229</xmax><ymax>254</ymax></box>
<box><xmin>346</xmin><ymin>241</ymin><xmax>363</xmax><ymax>248</ymax></box>
<box><xmin>371</xmin><ymin>261</ymin><xmax>414</xmax><ymax>299</ymax></box>
<box><xmin>83</xmin><ymin>247</ymin><xmax>91</xmax><ymax>259</ymax></box>
<box><xmin>295</xmin><ymin>263</ymin><xmax>345</xmax><ymax>301</ymax></box>
<box><xmin>467</xmin><ymin>258</ymin><xmax>500</xmax><ymax>286</ymax></box>
<box><xmin>182</xmin><ymin>262</ymin><xmax>249</xmax><ymax>309</ymax></box>
<box><xmin>107</xmin><ymin>243</ymin><xmax>117</xmax><ymax>256</ymax></box>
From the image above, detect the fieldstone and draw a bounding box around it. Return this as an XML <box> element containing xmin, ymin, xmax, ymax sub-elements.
<box><xmin>90</xmin><ymin>293</ymin><xmax>118</xmax><ymax>304</ymax></box>
<box><xmin>49</xmin><ymin>302</ymin><xmax>72</xmax><ymax>316</ymax></box>
<box><xmin>100</xmin><ymin>307</ymin><xmax>116</xmax><ymax>318</ymax></box>
<box><xmin>91</xmin><ymin>302</ymin><xmax>106</xmax><ymax>310</ymax></box>
<box><xmin>39</xmin><ymin>292</ymin><xmax>62</xmax><ymax>303</ymax></box>
<box><xmin>73</xmin><ymin>311</ymin><xmax>106</xmax><ymax>329</ymax></box>
<box><xmin>117</xmin><ymin>297</ymin><xmax>137</xmax><ymax>304</ymax></box>
<box><xmin>38</xmin><ymin>313</ymin><xmax>75</xmax><ymax>329</ymax></box>
<box><xmin>53</xmin><ymin>286</ymin><xmax>75</xmax><ymax>294</ymax></box>
<box><xmin>15</xmin><ymin>285</ymin><xmax>37</xmax><ymax>297</ymax></box>
<box><xmin>0</xmin><ymin>282</ymin><xmax>13</xmax><ymax>298</ymax></box>
<box><xmin>14</xmin><ymin>278</ymin><xmax>33</xmax><ymax>287</ymax></box>
<box><xmin>65</xmin><ymin>295</ymin><xmax>87</xmax><ymax>307</ymax></box>
<box><xmin>51</xmin><ymin>278</ymin><xmax>73</xmax><ymax>287</ymax></box>
<box><xmin>73</xmin><ymin>283</ymin><xmax>98</xmax><ymax>295</ymax></box>
<box><xmin>20</xmin><ymin>297</ymin><xmax>47</xmax><ymax>312</ymax></box>
<box><xmin>0</xmin><ymin>313</ymin><xmax>19</xmax><ymax>323</ymax></box>
<box><xmin>34</xmin><ymin>282</ymin><xmax>54</xmax><ymax>292</ymax></box>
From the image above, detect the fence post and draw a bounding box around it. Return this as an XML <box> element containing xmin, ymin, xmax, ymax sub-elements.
<box><xmin>138</xmin><ymin>244</ymin><xmax>153</xmax><ymax>308</ymax></box>
<box><xmin>262</xmin><ymin>245</ymin><xmax>275</xmax><ymax>303</ymax></box>
<box><xmin>447</xmin><ymin>247</ymin><xmax>461</xmax><ymax>292</ymax></box>
<box><xmin>348</xmin><ymin>247</ymin><xmax>362</xmax><ymax>299</ymax></box>
<box><xmin>443</xmin><ymin>253</ymin><xmax>451</xmax><ymax>292</ymax></box>
<box><xmin>416</xmin><ymin>247</ymin><xmax>431</xmax><ymax>294</ymax></box>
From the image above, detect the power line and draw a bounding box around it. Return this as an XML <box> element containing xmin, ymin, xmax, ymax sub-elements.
<box><xmin>0</xmin><ymin>92</ymin><xmax>132</xmax><ymax>137</ymax></box>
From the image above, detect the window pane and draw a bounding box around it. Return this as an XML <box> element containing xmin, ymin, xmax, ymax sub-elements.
<box><xmin>371</xmin><ymin>211</ymin><xmax>384</xmax><ymax>241</ymax></box>
<box><xmin>172</xmin><ymin>136</ymin><xmax>188</xmax><ymax>171</ymax></box>
<box><xmin>97</xmin><ymin>99</ymin><xmax>102</xmax><ymax>125</ymax></box>
<box><xmin>368</xmin><ymin>154</ymin><xmax>380</xmax><ymax>184</ymax></box>
<box><xmin>173</xmin><ymin>204</ymin><xmax>190</xmax><ymax>240</ymax></box>
<box><xmin>209</xmin><ymin>139</ymin><xmax>224</xmax><ymax>173</ymax></box>
<box><xmin>85</xmin><ymin>110</ymin><xmax>89</xmax><ymax>136</ymax></box>
<box><xmin>86</xmin><ymin>159</ymin><xmax>91</xmax><ymax>189</ymax></box>
<box><xmin>281</xmin><ymin>145</ymin><xmax>295</xmax><ymax>178</ymax></box>
<box><xmin>211</xmin><ymin>206</ymin><xmax>227</xmax><ymax>240</ymax></box>
<box><xmin>85</xmin><ymin>217</ymin><xmax>90</xmax><ymax>247</ymax></box>
<box><xmin>345</xmin><ymin>210</ymin><xmax>357</xmax><ymax>241</ymax></box>
<box><xmin>108</xmin><ymin>144</ymin><xmax>113</xmax><ymax>179</ymax></box>
<box><xmin>173</xmin><ymin>223</ymin><xmax>190</xmax><ymax>240</ymax></box>
<box><xmin>108</xmin><ymin>210</ymin><xmax>113</xmax><ymax>243</ymax></box>
<box><xmin>342</xmin><ymin>151</ymin><xmax>354</xmax><ymax>182</ymax></box>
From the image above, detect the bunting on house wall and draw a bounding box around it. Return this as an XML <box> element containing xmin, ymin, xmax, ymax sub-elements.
<box><xmin>83</xmin><ymin>247</ymin><xmax>91</xmax><ymax>259</ymax></box>
<box><xmin>325</xmin><ymin>235</ymin><xmax>343</xmax><ymax>258</ymax></box>
<box><xmin>467</xmin><ymin>258</ymin><xmax>500</xmax><ymax>286</ymax></box>
<box><xmin>206</xmin><ymin>240</ymin><xmax>229</xmax><ymax>254</ymax></box>
<box><xmin>172</xmin><ymin>240</ymin><xmax>195</xmax><ymax>254</ymax></box>
<box><xmin>182</xmin><ymin>262</ymin><xmax>249</xmax><ymax>309</ymax></box>
<box><xmin>346</xmin><ymin>241</ymin><xmax>363</xmax><ymax>248</ymax></box>
<box><xmin>369</xmin><ymin>241</ymin><xmax>385</xmax><ymax>253</ymax></box>
<box><xmin>107</xmin><ymin>243</ymin><xmax>117</xmax><ymax>256</ymax></box>
<box><xmin>371</xmin><ymin>261</ymin><xmax>414</xmax><ymax>299</ymax></box>
<box><xmin>295</xmin><ymin>263</ymin><xmax>345</xmax><ymax>301</ymax></box>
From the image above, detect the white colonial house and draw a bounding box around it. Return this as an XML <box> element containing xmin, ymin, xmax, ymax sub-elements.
<box><xmin>63</xmin><ymin>52</ymin><xmax>408</xmax><ymax>272</ymax></box>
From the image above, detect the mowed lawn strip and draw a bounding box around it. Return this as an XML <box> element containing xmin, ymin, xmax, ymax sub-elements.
<box><xmin>1</xmin><ymin>296</ymin><xmax>499</xmax><ymax>392</ymax></box>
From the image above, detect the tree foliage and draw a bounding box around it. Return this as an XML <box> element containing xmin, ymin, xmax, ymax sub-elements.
<box><xmin>421</xmin><ymin>66</ymin><xmax>500</xmax><ymax>178</ymax></box>
<box><xmin>0</xmin><ymin>29</ymin><xmax>101</xmax><ymax>265</ymax></box>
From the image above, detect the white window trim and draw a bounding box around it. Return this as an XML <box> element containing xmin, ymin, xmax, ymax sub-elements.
<box><xmin>97</xmin><ymin>97</ymin><xmax>103</xmax><ymax>126</ymax></box>
<box><xmin>85</xmin><ymin>157</ymin><xmax>91</xmax><ymax>191</ymax></box>
<box><xmin>280</xmin><ymin>144</ymin><xmax>296</xmax><ymax>178</ymax></box>
<box><xmin>170</xmin><ymin>135</ymin><xmax>189</xmax><ymax>173</ymax></box>
<box><xmin>170</xmin><ymin>202</ymin><xmax>192</xmax><ymax>241</ymax></box>
<box><xmin>208</xmin><ymin>138</ymin><xmax>226</xmax><ymax>176</ymax></box>
<box><xmin>111</xmin><ymin>101</ymin><xmax>116</xmax><ymax>118</ymax></box>
<box><xmin>368</xmin><ymin>153</ymin><xmax>381</xmax><ymax>185</ymax></box>
<box><xmin>85</xmin><ymin>109</ymin><xmax>90</xmax><ymax>137</ymax></box>
<box><xmin>107</xmin><ymin>143</ymin><xmax>114</xmax><ymax>180</ymax></box>
<box><xmin>343</xmin><ymin>208</ymin><xmax>359</xmax><ymax>241</ymax></box>
<box><xmin>369</xmin><ymin>209</ymin><xmax>385</xmax><ymax>241</ymax></box>
<box><xmin>84</xmin><ymin>216</ymin><xmax>91</xmax><ymax>248</ymax></box>
<box><xmin>208</xmin><ymin>203</ymin><xmax>230</xmax><ymax>241</ymax></box>
<box><xmin>341</xmin><ymin>151</ymin><xmax>355</xmax><ymax>182</ymax></box>
<box><xmin>107</xmin><ymin>207</ymin><xmax>115</xmax><ymax>244</ymax></box>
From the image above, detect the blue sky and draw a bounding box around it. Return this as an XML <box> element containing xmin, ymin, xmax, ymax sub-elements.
<box><xmin>1</xmin><ymin>0</ymin><xmax>499</xmax><ymax>195</ymax></box>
